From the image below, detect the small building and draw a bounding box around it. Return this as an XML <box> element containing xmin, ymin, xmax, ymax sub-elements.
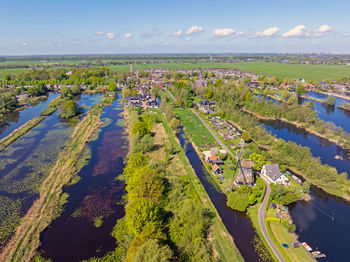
<box><xmin>261</xmin><ymin>164</ymin><xmax>290</xmax><ymax>185</ymax></box>
<box><xmin>147</xmin><ymin>99</ymin><xmax>159</xmax><ymax>108</ymax></box>
<box><xmin>198</xmin><ymin>104</ymin><xmax>213</xmax><ymax>114</ymax></box>
<box><xmin>235</xmin><ymin>159</ymin><xmax>254</xmax><ymax>186</ymax></box>
<box><xmin>125</xmin><ymin>96</ymin><xmax>141</xmax><ymax>107</ymax></box>
<box><xmin>212</xmin><ymin>164</ymin><xmax>223</xmax><ymax>175</ymax></box>
<box><xmin>207</xmin><ymin>156</ymin><xmax>224</xmax><ymax>165</ymax></box>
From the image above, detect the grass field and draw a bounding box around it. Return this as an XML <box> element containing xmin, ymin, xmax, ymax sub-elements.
<box><xmin>0</xmin><ymin>68</ymin><xmax>27</xmax><ymax>78</ymax></box>
<box><xmin>231</xmin><ymin>62</ymin><xmax>350</xmax><ymax>82</ymax></box>
<box><xmin>107</xmin><ymin>62</ymin><xmax>350</xmax><ymax>81</ymax></box>
<box><xmin>1</xmin><ymin>60</ymin><xmax>349</xmax><ymax>82</ymax></box>
<box><xmin>174</xmin><ymin>107</ymin><xmax>218</xmax><ymax>149</ymax></box>
<box><xmin>269</xmin><ymin>221</ymin><xmax>313</xmax><ymax>262</ymax></box>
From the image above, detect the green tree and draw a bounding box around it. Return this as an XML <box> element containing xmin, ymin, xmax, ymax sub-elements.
<box><xmin>280</xmin><ymin>192</ymin><xmax>298</xmax><ymax>205</ymax></box>
<box><xmin>108</xmin><ymin>81</ymin><xmax>117</xmax><ymax>91</ymax></box>
<box><xmin>249</xmin><ymin>153</ymin><xmax>268</xmax><ymax>171</ymax></box>
<box><xmin>296</xmin><ymin>85</ymin><xmax>306</xmax><ymax>95</ymax></box>
<box><xmin>131</xmin><ymin>121</ymin><xmax>150</xmax><ymax>138</ymax></box>
<box><xmin>132</xmin><ymin>239</ymin><xmax>173</xmax><ymax>262</ymax></box>
<box><xmin>169</xmin><ymin>118</ymin><xmax>180</xmax><ymax>132</ymax></box>
<box><xmin>242</xmin><ymin>131</ymin><xmax>251</xmax><ymax>142</ymax></box>
<box><xmin>71</xmin><ymin>84</ymin><xmax>81</xmax><ymax>95</ymax></box>
<box><xmin>60</xmin><ymin>99</ymin><xmax>80</xmax><ymax>119</ymax></box>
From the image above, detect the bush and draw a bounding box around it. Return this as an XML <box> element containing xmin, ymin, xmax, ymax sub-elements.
<box><xmin>135</xmin><ymin>134</ymin><xmax>154</xmax><ymax>153</ymax></box>
<box><xmin>60</xmin><ymin>99</ymin><xmax>80</xmax><ymax>119</ymax></box>
<box><xmin>131</xmin><ymin>121</ymin><xmax>150</xmax><ymax>138</ymax></box>
<box><xmin>132</xmin><ymin>239</ymin><xmax>173</xmax><ymax>262</ymax></box>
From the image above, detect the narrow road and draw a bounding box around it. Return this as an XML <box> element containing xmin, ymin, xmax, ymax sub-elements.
<box><xmin>259</xmin><ymin>177</ymin><xmax>287</xmax><ymax>262</ymax></box>
<box><xmin>192</xmin><ymin>109</ymin><xmax>286</xmax><ymax>262</ymax></box>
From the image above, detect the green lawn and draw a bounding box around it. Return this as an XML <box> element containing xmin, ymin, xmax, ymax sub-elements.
<box><xmin>174</xmin><ymin>107</ymin><xmax>218</xmax><ymax>149</ymax></box>
<box><xmin>269</xmin><ymin>222</ymin><xmax>313</xmax><ymax>262</ymax></box>
<box><xmin>231</xmin><ymin>62</ymin><xmax>350</xmax><ymax>82</ymax></box>
<box><xmin>0</xmin><ymin>68</ymin><xmax>27</xmax><ymax>78</ymax></box>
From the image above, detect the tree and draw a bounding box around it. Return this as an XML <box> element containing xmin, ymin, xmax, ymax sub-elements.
<box><xmin>249</xmin><ymin>153</ymin><xmax>268</xmax><ymax>171</ymax></box>
<box><xmin>296</xmin><ymin>85</ymin><xmax>306</xmax><ymax>95</ymax></box>
<box><xmin>280</xmin><ymin>192</ymin><xmax>298</xmax><ymax>205</ymax></box>
<box><xmin>227</xmin><ymin>186</ymin><xmax>250</xmax><ymax>211</ymax></box>
<box><xmin>244</xmin><ymin>91</ymin><xmax>252</xmax><ymax>103</ymax></box>
<box><xmin>135</xmin><ymin>134</ymin><xmax>154</xmax><ymax>153</ymax></box>
<box><xmin>125</xmin><ymin>199</ymin><xmax>162</xmax><ymax>236</ymax></box>
<box><xmin>241</xmin><ymin>131</ymin><xmax>251</xmax><ymax>142</ymax></box>
<box><xmin>107</xmin><ymin>81</ymin><xmax>117</xmax><ymax>91</ymax></box>
<box><xmin>60</xmin><ymin>99</ymin><xmax>80</xmax><ymax>119</ymax></box>
<box><xmin>169</xmin><ymin>118</ymin><xmax>180</xmax><ymax>132</ymax></box>
<box><xmin>132</xmin><ymin>239</ymin><xmax>173</xmax><ymax>262</ymax></box>
<box><xmin>131</xmin><ymin>121</ymin><xmax>150</xmax><ymax>138</ymax></box>
<box><xmin>71</xmin><ymin>84</ymin><xmax>81</xmax><ymax>95</ymax></box>
<box><xmin>287</xmin><ymin>95</ymin><xmax>298</xmax><ymax>105</ymax></box>
<box><xmin>302</xmin><ymin>181</ymin><xmax>310</xmax><ymax>192</ymax></box>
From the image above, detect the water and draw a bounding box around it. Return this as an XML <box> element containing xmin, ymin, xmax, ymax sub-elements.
<box><xmin>0</xmin><ymin>93</ymin><xmax>60</xmax><ymax>140</ymax></box>
<box><xmin>177</xmin><ymin>128</ymin><xmax>264</xmax><ymax>262</ymax></box>
<box><xmin>40</xmin><ymin>96</ymin><xmax>127</xmax><ymax>261</ymax></box>
<box><xmin>0</xmin><ymin>94</ymin><xmax>102</xmax><ymax>246</ymax></box>
<box><xmin>261</xmin><ymin>120</ymin><xmax>350</xmax><ymax>175</ymax></box>
<box><xmin>257</xmin><ymin>115</ymin><xmax>350</xmax><ymax>261</ymax></box>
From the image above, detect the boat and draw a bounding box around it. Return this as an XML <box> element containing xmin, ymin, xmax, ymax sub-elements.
<box><xmin>302</xmin><ymin>242</ymin><xmax>312</xmax><ymax>252</ymax></box>
<box><xmin>311</xmin><ymin>251</ymin><xmax>321</xmax><ymax>256</ymax></box>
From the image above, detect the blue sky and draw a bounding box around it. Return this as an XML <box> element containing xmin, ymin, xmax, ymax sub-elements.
<box><xmin>1</xmin><ymin>0</ymin><xmax>350</xmax><ymax>55</ymax></box>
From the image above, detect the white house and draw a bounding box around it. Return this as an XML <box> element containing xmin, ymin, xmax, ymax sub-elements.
<box><xmin>261</xmin><ymin>164</ymin><xmax>290</xmax><ymax>186</ymax></box>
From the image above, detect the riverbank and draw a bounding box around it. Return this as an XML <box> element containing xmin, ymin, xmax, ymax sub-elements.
<box><xmin>242</xmin><ymin>107</ymin><xmax>350</xmax><ymax>152</ymax></box>
<box><xmin>0</xmin><ymin>105</ymin><xmax>104</xmax><ymax>262</ymax></box>
<box><xmin>0</xmin><ymin>116</ymin><xmax>45</xmax><ymax>152</ymax></box>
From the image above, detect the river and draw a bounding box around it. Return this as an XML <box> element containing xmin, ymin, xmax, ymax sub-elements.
<box><xmin>0</xmin><ymin>93</ymin><xmax>102</xmax><ymax>247</ymax></box>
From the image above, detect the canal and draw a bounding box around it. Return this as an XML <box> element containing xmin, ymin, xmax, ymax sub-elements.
<box><xmin>40</xmin><ymin>95</ymin><xmax>128</xmax><ymax>261</ymax></box>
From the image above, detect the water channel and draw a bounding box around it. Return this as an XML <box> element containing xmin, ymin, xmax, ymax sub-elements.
<box><xmin>40</xmin><ymin>95</ymin><xmax>128</xmax><ymax>261</ymax></box>
<box><xmin>0</xmin><ymin>93</ymin><xmax>102</xmax><ymax>246</ymax></box>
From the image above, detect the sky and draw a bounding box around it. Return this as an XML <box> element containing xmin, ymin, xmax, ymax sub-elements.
<box><xmin>1</xmin><ymin>0</ymin><xmax>350</xmax><ymax>55</ymax></box>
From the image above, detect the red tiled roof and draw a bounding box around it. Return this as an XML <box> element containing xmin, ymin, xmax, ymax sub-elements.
<box><xmin>209</xmin><ymin>156</ymin><xmax>219</xmax><ymax>161</ymax></box>
<box><xmin>212</xmin><ymin>164</ymin><xmax>220</xmax><ymax>171</ymax></box>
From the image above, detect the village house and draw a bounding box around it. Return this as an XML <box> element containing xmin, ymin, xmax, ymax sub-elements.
<box><xmin>261</xmin><ymin>164</ymin><xmax>290</xmax><ymax>185</ymax></box>
<box><xmin>235</xmin><ymin>159</ymin><xmax>255</xmax><ymax>186</ymax></box>
<box><xmin>125</xmin><ymin>96</ymin><xmax>142</xmax><ymax>107</ymax></box>
<box><xmin>212</xmin><ymin>164</ymin><xmax>223</xmax><ymax>175</ymax></box>
<box><xmin>207</xmin><ymin>155</ymin><xmax>224</xmax><ymax>165</ymax></box>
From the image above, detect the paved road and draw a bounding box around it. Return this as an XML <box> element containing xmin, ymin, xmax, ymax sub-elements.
<box><xmin>192</xmin><ymin>110</ymin><xmax>286</xmax><ymax>262</ymax></box>
<box><xmin>259</xmin><ymin>177</ymin><xmax>287</xmax><ymax>262</ymax></box>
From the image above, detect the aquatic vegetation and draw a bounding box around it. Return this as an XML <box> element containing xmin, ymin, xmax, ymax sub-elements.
<box><xmin>0</xmin><ymin>105</ymin><xmax>104</xmax><ymax>261</ymax></box>
<box><xmin>93</xmin><ymin>216</ymin><xmax>103</xmax><ymax>228</ymax></box>
<box><xmin>71</xmin><ymin>208</ymin><xmax>83</xmax><ymax>218</ymax></box>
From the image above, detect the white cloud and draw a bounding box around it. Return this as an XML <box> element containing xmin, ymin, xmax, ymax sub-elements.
<box><xmin>282</xmin><ymin>25</ymin><xmax>310</xmax><ymax>37</ymax></box>
<box><xmin>313</xmin><ymin>25</ymin><xmax>331</xmax><ymax>37</ymax></box>
<box><xmin>124</xmin><ymin>33</ymin><xmax>133</xmax><ymax>39</ymax></box>
<box><xmin>22</xmin><ymin>42</ymin><xmax>28</xmax><ymax>47</ymax></box>
<box><xmin>251</xmin><ymin>27</ymin><xmax>279</xmax><ymax>38</ymax></box>
<box><xmin>106</xmin><ymin>32</ymin><xmax>115</xmax><ymax>39</ymax></box>
<box><xmin>185</xmin><ymin>37</ymin><xmax>192</xmax><ymax>41</ymax></box>
<box><xmin>213</xmin><ymin>28</ymin><xmax>235</xmax><ymax>37</ymax></box>
<box><xmin>345</xmin><ymin>33</ymin><xmax>350</xmax><ymax>37</ymax></box>
<box><xmin>173</xmin><ymin>30</ymin><xmax>183</xmax><ymax>36</ymax></box>
<box><xmin>95</xmin><ymin>31</ymin><xmax>104</xmax><ymax>35</ymax></box>
<box><xmin>185</xmin><ymin>25</ymin><xmax>203</xmax><ymax>35</ymax></box>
